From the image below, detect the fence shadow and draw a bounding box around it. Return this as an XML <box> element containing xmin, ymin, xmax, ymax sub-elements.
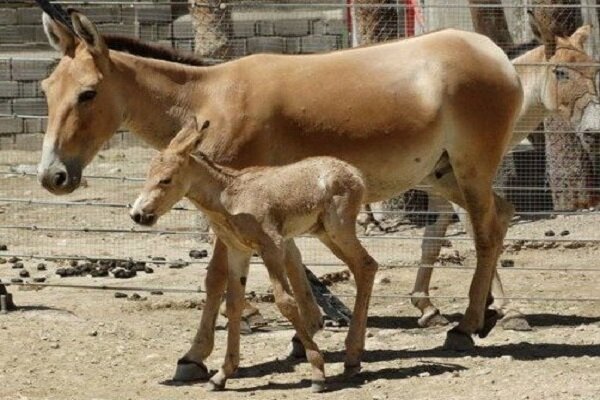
<box><xmin>367</xmin><ymin>313</ymin><xmax>600</xmax><ymax>330</ymax></box>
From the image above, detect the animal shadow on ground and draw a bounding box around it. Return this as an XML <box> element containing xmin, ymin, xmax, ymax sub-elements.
<box><xmin>367</xmin><ymin>313</ymin><xmax>600</xmax><ymax>330</ymax></box>
<box><xmin>232</xmin><ymin>361</ymin><xmax>466</xmax><ymax>393</ymax></box>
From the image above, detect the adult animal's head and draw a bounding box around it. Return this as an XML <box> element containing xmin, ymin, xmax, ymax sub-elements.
<box><xmin>38</xmin><ymin>11</ymin><xmax>125</xmax><ymax>194</ymax></box>
<box><xmin>532</xmin><ymin>19</ymin><xmax>600</xmax><ymax>133</ymax></box>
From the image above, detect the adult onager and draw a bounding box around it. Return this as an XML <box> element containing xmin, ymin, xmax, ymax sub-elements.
<box><xmin>410</xmin><ymin>24</ymin><xmax>600</xmax><ymax>328</ymax></box>
<box><xmin>131</xmin><ymin>118</ymin><xmax>377</xmax><ymax>391</ymax></box>
<box><xmin>38</xmin><ymin>11</ymin><xmax>522</xmax><ymax>379</ymax></box>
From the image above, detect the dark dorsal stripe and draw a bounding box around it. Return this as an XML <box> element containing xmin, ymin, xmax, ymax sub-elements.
<box><xmin>103</xmin><ymin>34</ymin><xmax>208</xmax><ymax>66</ymax></box>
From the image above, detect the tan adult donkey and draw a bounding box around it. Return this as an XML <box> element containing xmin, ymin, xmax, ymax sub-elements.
<box><xmin>38</xmin><ymin>11</ymin><xmax>522</xmax><ymax>381</ymax></box>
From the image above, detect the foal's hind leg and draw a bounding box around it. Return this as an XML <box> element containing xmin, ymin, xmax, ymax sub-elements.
<box><xmin>319</xmin><ymin>193</ymin><xmax>378</xmax><ymax>375</ymax></box>
<box><xmin>411</xmin><ymin>194</ymin><xmax>454</xmax><ymax>327</ymax></box>
<box><xmin>284</xmin><ymin>240</ymin><xmax>323</xmax><ymax>359</ymax></box>
<box><xmin>261</xmin><ymin>244</ymin><xmax>326</xmax><ymax>392</ymax></box>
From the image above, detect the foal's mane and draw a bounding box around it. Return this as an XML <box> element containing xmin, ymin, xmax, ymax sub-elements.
<box><xmin>103</xmin><ymin>34</ymin><xmax>208</xmax><ymax>66</ymax></box>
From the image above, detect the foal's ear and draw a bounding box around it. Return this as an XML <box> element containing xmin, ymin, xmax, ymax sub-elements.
<box><xmin>69</xmin><ymin>10</ymin><xmax>108</xmax><ymax>58</ymax></box>
<box><xmin>171</xmin><ymin>117</ymin><xmax>210</xmax><ymax>155</ymax></box>
<box><xmin>43</xmin><ymin>13</ymin><xmax>76</xmax><ymax>57</ymax></box>
<box><xmin>570</xmin><ymin>25</ymin><xmax>592</xmax><ymax>50</ymax></box>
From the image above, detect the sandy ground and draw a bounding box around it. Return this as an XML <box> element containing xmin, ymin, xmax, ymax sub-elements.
<box><xmin>0</xmin><ymin>146</ymin><xmax>599</xmax><ymax>400</ymax></box>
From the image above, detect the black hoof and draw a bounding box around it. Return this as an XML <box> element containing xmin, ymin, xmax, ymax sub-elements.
<box><xmin>173</xmin><ymin>357</ymin><xmax>210</xmax><ymax>382</ymax></box>
<box><xmin>443</xmin><ymin>326</ymin><xmax>475</xmax><ymax>352</ymax></box>
<box><xmin>286</xmin><ymin>336</ymin><xmax>306</xmax><ymax>359</ymax></box>
<box><xmin>478</xmin><ymin>309</ymin><xmax>500</xmax><ymax>339</ymax></box>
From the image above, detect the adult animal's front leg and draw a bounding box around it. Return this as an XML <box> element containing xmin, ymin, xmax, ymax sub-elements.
<box><xmin>174</xmin><ymin>239</ymin><xmax>228</xmax><ymax>382</ymax></box>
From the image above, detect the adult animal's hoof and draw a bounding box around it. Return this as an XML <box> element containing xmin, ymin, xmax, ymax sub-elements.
<box><xmin>418</xmin><ymin>309</ymin><xmax>450</xmax><ymax>328</ymax></box>
<box><xmin>343</xmin><ymin>364</ymin><xmax>361</xmax><ymax>378</ymax></box>
<box><xmin>478</xmin><ymin>309</ymin><xmax>500</xmax><ymax>338</ymax></box>
<box><xmin>206</xmin><ymin>379</ymin><xmax>225</xmax><ymax>392</ymax></box>
<box><xmin>311</xmin><ymin>380</ymin><xmax>326</xmax><ymax>393</ymax></box>
<box><xmin>443</xmin><ymin>327</ymin><xmax>474</xmax><ymax>351</ymax></box>
<box><xmin>173</xmin><ymin>357</ymin><xmax>209</xmax><ymax>382</ymax></box>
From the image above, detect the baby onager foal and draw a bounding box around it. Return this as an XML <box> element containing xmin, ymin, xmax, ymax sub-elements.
<box><xmin>131</xmin><ymin>118</ymin><xmax>379</xmax><ymax>392</ymax></box>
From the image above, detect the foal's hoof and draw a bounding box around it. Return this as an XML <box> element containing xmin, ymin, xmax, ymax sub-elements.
<box><xmin>478</xmin><ymin>309</ymin><xmax>500</xmax><ymax>339</ymax></box>
<box><xmin>418</xmin><ymin>309</ymin><xmax>450</xmax><ymax>328</ymax></box>
<box><xmin>286</xmin><ymin>336</ymin><xmax>307</xmax><ymax>359</ymax></box>
<box><xmin>311</xmin><ymin>380</ymin><xmax>327</xmax><ymax>393</ymax></box>
<box><xmin>173</xmin><ymin>357</ymin><xmax>210</xmax><ymax>382</ymax></box>
<box><xmin>206</xmin><ymin>379</ymin><xmax>225</xmax><ymax>392</ymax></box>
<box><xmin>343</xmin><ymin>364</ymin><xmax>362</xmax><ymax>378</ymax></box>
<box><xmin>443</xmin><ymin>327</ymin><xmax>475</xmax><ymax>352</ymax></box>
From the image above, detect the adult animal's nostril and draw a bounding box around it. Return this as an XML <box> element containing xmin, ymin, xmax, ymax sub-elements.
<box><xmin>132</xmin><ymin>212</ymin><xmax>142</xmax><ymax>224</ymax></box>
<box><xmin>53</xmin><ymin>171</ymin><xmax>68</xmax><ymax>187</ymax></box>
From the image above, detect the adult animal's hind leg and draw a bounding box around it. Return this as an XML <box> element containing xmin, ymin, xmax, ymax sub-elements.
<box><xmin>174</xmin><ymin>239</ymin><xmax>228</xmax><ymax>382</ymax></box>
<box><xmin>411</xmin><ymin>194</ymin><xmax>454</xmax><ymax>327</ymax></box>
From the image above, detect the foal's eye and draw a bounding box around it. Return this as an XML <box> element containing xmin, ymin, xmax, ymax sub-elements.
<box><xmin>159</xmin><ymin>178</ymin><xmax>172</xmax><ymax>185</ymax></box>
<box><xmin>78</xmin><ymin>90</ymin><xmax>97</xmax><ymax>103</ymax></box>
<box><xmin>553</xmin><ymin>68</ymin><xmax>569</xmax><ymax>81</ymax></box>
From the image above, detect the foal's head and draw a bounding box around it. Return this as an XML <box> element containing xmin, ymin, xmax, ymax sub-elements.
<box><xmin>38</xmin><ymin>11</ymin><xmax>125</xmax><ymax>194</ymax></box>
<box><xmin>131</xmin><ymin>119</ymin><xmax>209</xmax><ymax>226</ymax></box>
<box><xmin>532</xmin><ymin>21</ymin><xmax>600</xmax><ymax>132</ymax></box>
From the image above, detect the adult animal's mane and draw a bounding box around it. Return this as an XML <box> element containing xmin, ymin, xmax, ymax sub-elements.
<box><xmin>103</xmin><ymin>34</ymin><xmax>208</xmax><ymax>66</ymax></box>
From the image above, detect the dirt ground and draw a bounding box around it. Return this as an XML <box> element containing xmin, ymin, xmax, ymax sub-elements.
<box><xmin>1</xmin><ymin>145</ymin><xmax>599</xmax><ymax>400</ymax></box>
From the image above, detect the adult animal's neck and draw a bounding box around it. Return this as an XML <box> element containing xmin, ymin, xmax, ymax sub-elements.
<box><xmin>111</xmin><ymin>51</ymin><xmax>213</xmax><ymax>150</ymax></box>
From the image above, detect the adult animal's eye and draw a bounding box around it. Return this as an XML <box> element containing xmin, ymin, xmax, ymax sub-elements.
<box><xmin>78</xmin><ymin>90</ymin><xmax>97</xmax><ymax>103</ymax></box>
<box><xmin>159</xmin><ymin>178</ymin><xmax>172</xmax><ymax>185</ymax></box>
<box><xmin>553</xmin><ymin>67</ymin><xmax>569</xmax><ymax>81</ymax></box>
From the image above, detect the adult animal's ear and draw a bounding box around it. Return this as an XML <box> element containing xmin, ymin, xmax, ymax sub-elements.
<box><xmin>570</xmin><ymin>25</ymin><xmax>591</xmax><ymax>50</ymax></box>
<box><xmin>43</xmin><ymin>12</ymin><xmax>76</xmax><ymax>57</ymax></box>
<box><xmin>69</xmin><ymin>9</ymin><xmax>108</xmax><ymax>58</ymax></box>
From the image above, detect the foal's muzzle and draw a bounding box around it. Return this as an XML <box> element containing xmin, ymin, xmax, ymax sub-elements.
<box><xmin>130</xmin><ymin>211</ymin><xmax>157</xmax><ymax>226</ymax></box>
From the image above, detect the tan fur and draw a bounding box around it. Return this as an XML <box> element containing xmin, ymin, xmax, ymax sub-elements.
<box><xmin>38</xmin><ymin>11</ymin><xmax>523</xmax><ymax>370</ymax></box>
<box><xmin>411</xmin><ymin>25</ymin><xmax>600</xmax><ymax>327</ymax></box>
<box><xmin>131</xmin><ymin>120</ymin><xmax>378</xmax><ymax>390</ymax></box>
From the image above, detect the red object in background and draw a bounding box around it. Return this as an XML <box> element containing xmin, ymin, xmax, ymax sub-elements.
<box><xmin>405</xmin><ymin>0</ymin><xmax>416</xmax><ymax>37</ymax></box>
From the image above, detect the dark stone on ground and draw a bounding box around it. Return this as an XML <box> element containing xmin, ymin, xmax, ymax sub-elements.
<box><xmin>114</xmin><ymin>292</ymin><xmax>128</xmax><ymax>299</ymax></box>
<box><xmin>12</xmin><ymin>262</ymin><xmax>24</xmax><ymax>269</ymax></box>
<box><xmin>0</xmin><ymin>244</ymin><xmax>7</xmax><ymax>251</ymax></box>
<box><xmin>10</xmin><ymin>278</ymin><xmax>23</xmax><ymax>283</ymax></box>
<box><xmin>113</xmin><ymin>268</ymin><xmax>136</xmax><ymax>279</ymax></box>
<box><xmin>144</xmin><ymin>267</ymin><xmax>154</xmax><ymax>274</ymax></box>
<box><xmin>501</xmin><ymin>259</ymin><xmax>515</xmax><ymax>268</ymax></box>
<box><xmin>152</xmin><ymin>257</ymin><xmax>166</xmax><ymax>261</ymax></box>
<box><xmin>37</xmin><ymin>263</ymin><xmax>47</xmax><ymax>271</ymax></box>
<box><xmin>0</xmin><ymin>258</ymin><xmax>6</xmax><ymax>264</ymax></box>
<box><xmin>33</xmin><ymin>277</ymin><xmax>46</xmax><ymax>283</ymax></box>
<box><xmin>8</xmin><ymin>257</ymin><xmax>19</xmax><ymax>263</ymax></box>
<box><xmin>544</xmin><ymin>230</ymin><xmax>555</xmax><ymax>237</ymax></box>
<box><xmin>189</xmin><ymin>249</ymin><xmax>208</xmax><ymax>259</ymax></box>
<box><xmin>69</xmin><ymin>260</ymin><xmax>78</xmax><ymax>267</ymax></box>
<box><xmin>560</xmin><ymin>230</ymin><xmax>570</xmax><ymax>236</ymax></box>
<box><xmin>169</xmin><ymin>262</ymin><xmax>185</xmax><ymax>269</ymax></box>
<box><xmin>150</xmin><ymin>290</ymin><xmax>163</xmax><ymax>295</ymax></box>
<box><xmin>19</xmin><ymin>270</ymin><xmax>30</xmax><ymax>278</ymax></box>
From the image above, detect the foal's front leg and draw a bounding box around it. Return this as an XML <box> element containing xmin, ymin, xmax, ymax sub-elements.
<box><xmin>174</xmin><ymin>239</ymin><xmax>228</xmax><ymax>382</ymax></box>
<box><xmin>207</xmin><ymin>247</ymin><xmax>250</xmax><ymax>391</ymax></box>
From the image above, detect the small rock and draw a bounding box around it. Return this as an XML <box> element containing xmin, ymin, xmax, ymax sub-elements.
<box><xmin>33</xmin><ymin>277</ymin><xmax>46</xmax><ymax>283</ymax></box>
<box><xmin>37</xmin><ymin>263</ymin><xmax>47</xmax><ymax>271</ymax></box>
<box><xmin>501</xmin><ymin>355</ymin><xmax>514</xmax><ymax>361</ymax></box>
<box><xmin>69</xmin><ymin>260</ymin><xmax>78</xmax><ymax>267</ymax></box>
<box><xmin>10</xmin><ymin>278</ymin><xmax>23</xmax><ymax>283</ymax></box>
<box><xmin>418</xmin><ymin>371</ymin><xmax>431</xmax><ymax>378</ymax></box>
<box><xmin>112</xmin><ymin>268</ymin><xmax>136</xmax><ymax>279</ymax></box>
<box><xmin>144</xmin><ymin>267</ymin><xmax>154</xmax><ymax>274</ymax></box>
<box><xmin>500</xmin><ymin>259</ymin><xmax>514</xmax><ymax>268</ymax></box>
<box><xmin>12</xmin><ymin>262</ymin><xmax>24</xmax><ymax>269</ymax></box>
<box><xmin>544</xmin><ymin>230</ymin><xmax>555</xmax><ymax>237</ymax></box>
<box><xmin>0</xmin><ymin>258</ymin><xmax>6</xmax><ymax>264</ymax></box>
<box><xmin>19</xmin><ymin>270</ymin><xmax>30</xmax><ymax>278</ymax></box>
<box><xmin>89</xmin><ymin>330</ymin><xmax>98</xmax><ymax>337</ymax></box>
<box><xmin>560</xmin><ymin>230</ymin><xmax>570</xmax><ymax>236</ymax></box>
<box><xmin>50</xmin><ymin>343</ymin><xmax>60</xmax><ymax>349</ymax></box>
<box><xmin>376</xmin><ymin>276</ymin><xmax>391</xmax><ymax>285</ymax></box>
<box><xmin>128</xmin><ymin>293</ymin><xmax>146</xmax><ymax>301</ymax></box>
<box><xmin>188</xmin><ymin>249</ymin><xmax>205</xmax><ymax>259</ymax></box>
<box><xmin>8</xmin><ymin>257</ymin><xmax>19</xmax><ymax>263</ymax></box>
<box><xmin>0</xmin><ymin>244</ymin><xmax>7</xmax><ymax>251</ymax></box>
<box><xmin>150</xmin><ymin>290</ymin><xmax>163</xmax><ymax>296</ymax></box>
<box><xmin>151</xmin><ymin>256</ymin><xmax>166</xmax><ymax>261</ymax></box>
<box><xmin>169</xmin><ymin>262</ymin><xmax>185</xmax><ymax>269</ymax></box>
<box><xmin>114</xmin><ymin>292</ymin><xmax>128</xmax><ymax>299</ymax></box>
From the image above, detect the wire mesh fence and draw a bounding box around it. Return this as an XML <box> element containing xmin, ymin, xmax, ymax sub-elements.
<box><xmin>0</xmin><ymin>0</ymin><xmax>599</xmax><ymax>305</ymax></box>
